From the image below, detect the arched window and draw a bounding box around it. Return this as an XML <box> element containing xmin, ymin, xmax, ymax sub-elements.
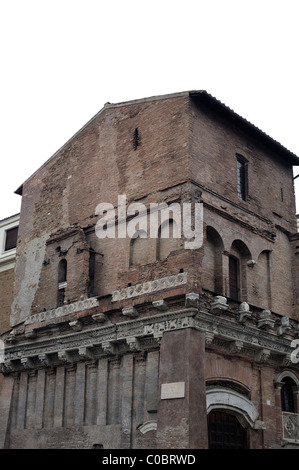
<box><xmin>130</xmin><ymin>230</ymin><xmax>148</xmax><ymax>266</ymax></box>
<box><xmin>229</xmin><ymin>240</ymin><xmax>251</xmax><ymax>301</ymax></box>
<box><xmin>157</xmin><ymin>219</ymin><xmax>179</xmax><ymax>260</ymax></box>
<box><xmin>281</xmin><ymin>377</ymin><xmax>296</xmax><ymax>413</ymax></box>
<box><xmin>202</xmin><ymin>226</ymin><xmax>224</xmax><ymax>294</ymax></box>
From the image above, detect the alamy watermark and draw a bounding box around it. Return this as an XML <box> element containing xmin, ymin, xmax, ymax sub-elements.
<box><xmin>95</xmin><ymin>195</ymin><xmax>203</xmax><ymax>250</ymax></box>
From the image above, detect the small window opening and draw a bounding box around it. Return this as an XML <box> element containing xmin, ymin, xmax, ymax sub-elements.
<box><xmin>4</xmin><ymin>226</ymin><xmax>18</xmax><ymax>251</ymax></box>
<box><xmin>58</xmin><ymin>259</ymin><xmax>67</xmax><ymax>306</ymax></box>
<box><xmin>229</xmin><ymin>255</ymin><xmax>239</xmax><ymax>301</ymax></box>
<box><xmin>133</xmin><ymin>127</ymin><xmax>140</xmax><ymax>150</ymax></box>
<box><xmin>237</xmin><ymin>155</ymin><xmax>248</xmax><ymax>201</ymax></box>
<box><xmin>58</xmin><ymin>259</ymin><xmax>67</xmax><ymax>283</ymax></box>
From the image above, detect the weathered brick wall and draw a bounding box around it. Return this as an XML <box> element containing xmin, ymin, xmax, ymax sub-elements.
<box><xmin>12</xmin><ymin>95</ymin><xmax>191</xmax><ymax>326</ymax></box>
<box><xmin>0</xmin><ymin>268</ymin><xmax>14</xmax><ymax>335</ymax></box>
<box><xmin>6</xmin><ymin>351</ymin><xmax>159</xmax><ymax>449</ymax></box>
<box><xmin>4</xmin><ymin>91</ymin><xmax>299</xmax><ymax>450</ymax></box>
<box><xmin>0</xmin><ymin>268</ymin><xmax>14</xmax><ymax>393</ymax></box>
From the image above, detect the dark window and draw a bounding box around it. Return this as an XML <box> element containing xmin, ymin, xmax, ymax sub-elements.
<box><xmin>281</xmin><ymin>377</ymin><xmax>296</xmax><ymax>413</ymax></box>
<box><xmin>58</xmin><ymin>259</ymin><xmax>67</xmax><ymax>283</ymax></box>
<box><xmin>4</xmin><ymin>226</ymin><xmax>18</xmax><ymax>251</ymax></box>
<box><xmin>58</xmin><ymin>259</ymin><xmax>67</xmax><ymax>307</ymax></box>
<box><xmin>237</xmin><ymin>155</ymin><xmax>248</xmax><ymax>201</ymax></box>
<box><xmin>208</xmin><ymin>411</ymin><xmax>248</xmax><ymax>449</ymax></box>
<box><xmin>229</xmin><ymin>256</ymin><xmax>239</xmax><ymax>301</ymax></box>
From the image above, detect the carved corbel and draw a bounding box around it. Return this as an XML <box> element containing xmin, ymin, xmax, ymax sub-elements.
<box><xmin>185</xmin><ymin>293</ymin><xmax>199</xmax><ymax>308</ymax></box>
<box><xmin>152</xmin><ymin>300</ymin><xmax>169</xmax><ymax>311</ymax></box>
<box><xmin>277</xmin><ymin>317</ymin><xmax>292</xmax><ymax>337</ymax></box>
<box><xmin>38</xmin><ymin>353</ymin><xmax>52</xmax><ymax>367</ymax></box>
<box><xmin>6</xmin><ymin>330</ymin><xmax>17</xmax><ymax>344</ymax></box>
<box><xmin>210</xmin><ymin>296</ymin><xmax>228</xmax><ymax>315</ymax></box>
<box><xmin>257</xmin><ymin>310</ymin><xmax>275</xmax><ymax>330</ymax></box>
<box><xmin>255</xmin><ymin>348</ymin><xmax>271</xmax><ymax>363</ymax></box>
<box><xmin>21</xmin><ymin>357</ymin><xmax>34</xmax><ymax>369</ymax></box>
<box><xmin>78</xmin><ymin>346</ymin><xmax>95</xmax><ymax>360</ymax></box>
<box><xmin>126</xmin><ymin>336</ymin><xmax>141</xmax><ymax>352</ymax></box>
<box><xmin>205</xmin><ymin>331</ymin><xmax>215</xmax><ymax>346</ymax></box>
<box><xmin>58</xmin><ymin>350</ymin><xmax>73</xmax><ymax>364</ymax></box>
<box><xmin>122</xmin><ymin>307</ymin><xmax>139</xmax><ymax>318</ymax></box>
<box><xmin>229</xmin><ymin>340</ymin><xmax>243</xmax><ymax>354</ymax></box>
<box><xmin>92</xmin><ymin>313</ymin><xmax>107</xmax><ymax>323</ymax></box>
<box><xmin>69</xmin><ymin>320</ymin><xmax>82</xmax><ymax>332</ymax></box>
<box><xmin>101</xmin><ymin>341</ymin><xmax>117</xmax><ymax>355</ymax></box>
<box><xmin>238</xmin><ymin>302</ymin><xmax>252</xmax><ymax>324</ymax></box>
<box><xmin>280</xmin><ymin>354</ymin><xmax>292</xmax><ymax>367</ymax></box>
<box><xmin>1</xmin><ymin>359</ymin><xmax>18</xmax><ymax>373</ymax></box>
<box><xmin>25</xmin><ymin>329</ymin><xmax>37</xmax><ymax>339</ymax></box>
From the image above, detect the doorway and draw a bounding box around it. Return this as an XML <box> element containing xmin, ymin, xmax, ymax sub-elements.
<box><xmin>208</xmin><ymin>410</ymin><xmax>248</xmax><ymax>449</ymax></box>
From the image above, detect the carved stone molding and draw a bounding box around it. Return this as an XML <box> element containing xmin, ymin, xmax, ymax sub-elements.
<box><xmin>2</xmin><ymin>305</ymin><xmax>298</xmax><ymax>373</ymax></box>
<box><xmin>25</xmin><ymin>297</ymin><xmax>100</xmax><ymax>325</ymax></box>
<box><xmin>111</xmin><ymin>272</ymin><xmax>187</xmax><ymax>302</ymax></box>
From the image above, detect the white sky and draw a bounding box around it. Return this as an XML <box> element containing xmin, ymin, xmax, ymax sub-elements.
<box><xmin>1</xmin><ymin>0</ymin><xmax>299</xmax><ymax>221</ymax></box>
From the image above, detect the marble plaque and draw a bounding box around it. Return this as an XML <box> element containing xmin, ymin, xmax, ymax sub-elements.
<box><xmin>161</xmin><ymin>382</ymin><xmax>185</xmax><ymax>400</ymax></box>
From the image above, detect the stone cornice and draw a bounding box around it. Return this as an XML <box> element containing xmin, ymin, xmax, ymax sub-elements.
<box><xmin>2</xmin><ymin>295</ymin><xmax>299</xmax><ymax>373</ymax></box>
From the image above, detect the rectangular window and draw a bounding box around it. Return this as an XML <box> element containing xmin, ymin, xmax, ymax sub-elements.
<box><xmin>229</xmin><ymin>256</ymin><xmax>239</xmax><ymax>301</ymax></box>
<box><xmin>237</xmin><ymin>155</ymin><xmax>248</xmax><ymax>201</ymax></box>
<box><xmin>4</xmin><ymin>226</ymin><xmax>18</xmax><ymax>251</ymax></box>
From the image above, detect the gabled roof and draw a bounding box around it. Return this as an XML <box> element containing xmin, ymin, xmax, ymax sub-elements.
<box><xmin>15</xmin><ymin>90</ymin><xmax>299</xmax><ymax>196</ymax></box>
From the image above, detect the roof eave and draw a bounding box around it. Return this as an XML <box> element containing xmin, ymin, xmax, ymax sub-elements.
<box><xmin>189</xmin><ymin>90</ymin><xmax>299</xmax><ymax>166</ymax></box>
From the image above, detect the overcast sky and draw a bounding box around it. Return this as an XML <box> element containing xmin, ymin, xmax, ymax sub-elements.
<box><xmin>1</xmin><ymin>0</ymin><xmax>299</xmax><ymax>221</ymax></box>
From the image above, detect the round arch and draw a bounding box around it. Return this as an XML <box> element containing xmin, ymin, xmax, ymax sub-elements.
<box><xmin>276</xmin><ymin>370</ymin><xmax>299</xmax><ymax>385</ymax></box>
<box><xmin>206</xmin><ymin>387</ymin><xmax>261</xmax><ymax>429</ymax></box>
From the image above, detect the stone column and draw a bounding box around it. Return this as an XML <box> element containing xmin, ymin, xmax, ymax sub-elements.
<box><xmin>25</xmin><ymin>371</ymin><xmax>37</xmax><ymax>429</ymax></box>
<box><xmin>156</xmin><ymin>328</ymin><xmax>208</xmax><ymax>449</ymax></box>
<box><xmin>97</xmin><ymin>358</ymin><xmax>108</xmax><ymax>426</ymax></box>
<box><xmin>0</xmin><ymin>375</ymin><xmax>14</xmax><ymax>448</ymax></box>
<box><xmin>274</xmin><ymin>381</ymin><xmax>284</xmax><ymax>443</ymax></box>
<box><xmin>144</xmin><ymin>350</ymin><xmax>159</xmax><ymax>421</ymax></box>
<box><xmin>120</xmin><ymin>354</ymin><xmax>134</xmax><ymax>449</ymax></box>
<box><xmin>292</xmin><ymin>386</ymin><xmax>299</xmax><ymax>413</ymax></box>
<box><xmin>35</xmin><ymin>369</ymin><xmax>46</xmax><ymax>429</ymax></box>
<box><xmin>85</xmin><ymin>362</ymin><xmax>98</xmax><ymax>425</ymax></box>
<box><xmin>53</xmin><ymin>366</ymin><xmax>65</xmax><ymax>427</ymax></box>
<box><xmin>17</xmin><ymin>371</ymin><xmax>28</xmax><ymax>429</ymax></box>
<box><xmin>74</xmin><ymin>362</ymin><xmax>86</xmax><ymax>425</ymax></box>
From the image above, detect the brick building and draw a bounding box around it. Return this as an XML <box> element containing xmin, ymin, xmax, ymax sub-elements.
<box><xmin>1</xmin><ymin>91</ymin><xmax>299</xmax><ymax>448</ymax></box>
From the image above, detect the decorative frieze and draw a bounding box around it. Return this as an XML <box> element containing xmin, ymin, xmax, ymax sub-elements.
<box><xmin>24</xmin><ymin>297</ymin><xmax>100</xmax><ymax>325</ymax></box>
<box><xmin>111</xmin><ymin>272</ymin><xmax>187</xmax><ymax>302</ymax></box>
<box><xmin>2</xmin><ymin>299</ymin><xmax>299</xmax><ymax>373</ymax></box>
